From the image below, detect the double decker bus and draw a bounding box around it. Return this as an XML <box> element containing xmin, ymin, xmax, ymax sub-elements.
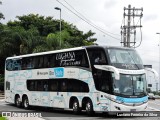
<box><xmin>5</xmin><ymin>46</ymin><xmax>148</xmax><ymax>115</ymax></box>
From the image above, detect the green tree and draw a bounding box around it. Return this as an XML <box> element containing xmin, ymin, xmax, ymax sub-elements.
<box><xmin>7</xmin><ymin>14</ymin><xmax>97</xmax><ymax>48</ymax></box>
<box><xmin>7</xmin><ymin>14</ymin><xmax>59</xmax><ymax>36</ymax></box>
<box><xmin>18</xmin><ymin>27</ymin><xmax>45</xmax><ymax>54</ymax></box>
<box><xmin>83</xmin><ymin>30</ymin><xmax>97</xmax><ymax>46</ymax></box>
<box><xmin>45</xmin><ymin>30</ymin><xmax>72</xmax><ymax>50</ymax></box>
<box><xmin>0</xmin><ymin>25</ymin><xmax>17</xmax><ymax>57</ymax></box>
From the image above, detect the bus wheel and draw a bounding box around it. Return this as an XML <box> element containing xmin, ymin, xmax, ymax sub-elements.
<box><xmin>23</xmin><ymin>96</ymin><xmax>29</xmax><ymax>109</ymax></box>
<box><xmin>86</xmin><ymin>99</ymin><xmax>94</xmax><ymax>116</ymax></box>
<box><xmin>15</xmin><ymin>96</ymin><xmax>21</xmax><ymax>107</ymax></box>
<box><xmin>73</xmin><ymin>99</ymin><xmax>81</xmax><ymax>114</ymax></box>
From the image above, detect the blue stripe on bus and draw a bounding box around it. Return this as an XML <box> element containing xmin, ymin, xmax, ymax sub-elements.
<box><xmin>116</xmin><ymin>96</ymin><xmax>148</xmax><ymax>103</ymax></box>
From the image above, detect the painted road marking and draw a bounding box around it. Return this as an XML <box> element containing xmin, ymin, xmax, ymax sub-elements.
<box><xmin>147</xmin><ymin>106</ymin><xmax>160</xmax><ymax>111</ymax></box>
<box><xmin>149</xmin><ymin>101</ymin><xmax>160</xmax><ymax>106</ymax></box>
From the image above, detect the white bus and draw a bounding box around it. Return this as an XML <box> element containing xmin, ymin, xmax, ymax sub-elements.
<box><xmin>5</xmin><ymin>46</ymin><xmax>148</xmax><ymax>115</ymax></box>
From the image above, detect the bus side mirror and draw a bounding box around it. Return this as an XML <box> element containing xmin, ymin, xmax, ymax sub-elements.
<box><xmin>94</xmin><ymin>65</ymin><xmax>120</xmax><ymax>80</ymax></box>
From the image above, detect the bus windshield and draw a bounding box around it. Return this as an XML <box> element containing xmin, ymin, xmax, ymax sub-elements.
<box><xmin>107</xmin><ymin>48</ymin><xmax>143</xmax><ymax>70</ymax></box>
<box><xmin>112</xmin><ymin>74</ymin><xmax>147</xmax><ymax>97</ymax></box>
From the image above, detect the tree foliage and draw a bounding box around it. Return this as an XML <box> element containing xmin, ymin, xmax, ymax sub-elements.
<box><xmin>6</xmin><ymin>14</ymin><xmax>97</xmax><ymax>52</ymax></box>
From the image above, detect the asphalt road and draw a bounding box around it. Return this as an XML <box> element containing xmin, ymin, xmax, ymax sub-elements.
<box><xmin>0</xmin><ymin>99</ymin><xmax>160</xmax><ymax>120</ymax></box>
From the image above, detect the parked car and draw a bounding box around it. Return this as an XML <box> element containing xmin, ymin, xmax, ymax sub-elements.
<box><xmin>148</xmin><ymin>93</ymin><xmax>155</xmax><ymax>100</ymax></box>
<box><xmin>154</xmin><ymin>95</ymin><xmax>160</xmax><ymax>99</ymax></box>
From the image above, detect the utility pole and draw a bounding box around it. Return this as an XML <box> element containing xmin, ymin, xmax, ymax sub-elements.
<box><xmin>127</xmin><ymin>5</ymin><xmax>131</xmax><ymax>47</ymax></box>
<box><xmin>55</xmin><ymin>7</ymin><xmax>62</xmax><ymax>47</ymax></box>
<box><xmin>121</xmin><ymin>5</ymin><xmax>143</xmax><ymax>48</ymax></box>
<box><xmin>156</xmin><ymin>32</ymin><xmax>160</xmax><ymax>92</ymax></box>
<box><xmin>156</xmin><ymin>82</ymin><xmax>158</xmax><ymax>92</ymax></box>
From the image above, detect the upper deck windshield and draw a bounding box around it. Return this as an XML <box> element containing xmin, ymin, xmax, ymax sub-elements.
<box><xmin>107</xmin><ymin>48</ymin><xmax>144</xmax><ymax>70</ymax></box>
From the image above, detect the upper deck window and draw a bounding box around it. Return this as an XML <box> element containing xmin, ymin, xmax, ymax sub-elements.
<box><xmin>6</xmin><ymin>49</ymin><xmax>89</xmax><ymax>71</ymax></box>
<box><xmin>107</xmin><ymin>48</ymin><xmax>143</xmax><ymax>70</ymax></box>
<box><xmin>87</xmin><ymin>48</ymin><xmax>108</xmax><ymax>65</ymax></box>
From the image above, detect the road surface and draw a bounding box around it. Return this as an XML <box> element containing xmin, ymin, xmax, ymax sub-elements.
<box><xmin>0</xmin><ymin>99</ymin><xmax>160</xmax><ymax>120</ymax></box>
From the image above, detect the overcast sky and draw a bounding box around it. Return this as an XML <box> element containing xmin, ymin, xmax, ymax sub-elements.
<box><xmin>1</xmin><ymin>0</ymin><xmax>160</xmax><ymax>89</ymax></box>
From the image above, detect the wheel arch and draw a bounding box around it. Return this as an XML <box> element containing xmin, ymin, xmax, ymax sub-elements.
<box><xmin>69</xmin><ymin>96</ymin><xmax>80</xmax><ymax>109</ymax></box>
<box><xmin>22</xmin><ymin>94</ymin><xmax>28</xmax><ymax>102</ymax></box>
<box><xmin>14</xmin><ymin>94</ymin><xmax>21</xmax><ymax>103</ymax></box>
<box><xmin>82</xmin><ymin>97</ymin><xmax>93</xmax><ymax>110</ymax></box>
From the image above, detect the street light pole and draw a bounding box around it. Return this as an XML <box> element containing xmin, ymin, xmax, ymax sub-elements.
<box><xmin>55</xmin><ymin>7</ymin><xmax>61</xmax><ymax>47</ymax></box>
<box><xmin>156</xmin><ymin>32</ymin><xmax>160</xmax><ymax>92</ymax></box>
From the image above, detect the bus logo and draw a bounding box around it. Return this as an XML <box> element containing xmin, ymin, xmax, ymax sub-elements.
<box><xmin>54</xmin><ymin>68</ymin><xmax>64</xmax><ymax>78</ymax></box>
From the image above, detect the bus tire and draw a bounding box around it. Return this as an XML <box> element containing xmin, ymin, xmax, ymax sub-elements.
<box><xmin>72</xmin><ymin>99</ymin><xmax>81</xmax><ymax>114</ymax></box>
<box><xmin>86</xmin><ymin>99</ymin><xmax>94</xmax><ymax>116</ymax></box>
<box><xmin>15</xmin><ymin>95</ymin><xmax>21</xmax><ymax>107</ymax></box>
<box><xmin>23</xmin><ymin>96</ymin><xmax>30</xmax><ymax>109</ymax></box>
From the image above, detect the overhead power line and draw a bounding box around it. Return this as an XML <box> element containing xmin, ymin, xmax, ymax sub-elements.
<box><xmin>56</xmin><ymin>0</ymin><xmax>121</xmax><ymax>41</ymax></box>
<box><xmin>63</xmin><ymin>0</ymin><xmax>120</xmax><ymax>37</ymax></box>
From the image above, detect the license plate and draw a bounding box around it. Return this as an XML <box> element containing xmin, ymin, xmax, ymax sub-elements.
<box><xmin>130</xmin><ymin>109</ymin><xmax>136</xmax><ymax>111</ymax></box>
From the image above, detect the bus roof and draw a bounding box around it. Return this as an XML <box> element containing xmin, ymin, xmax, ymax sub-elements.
<box><xmin>85</xmin><ymin>45</ymin><xmax>135</xmax><ymax>50</ymax></box>
<box><xmin>6</xmin><ymin>45</ymin><xmax>135</xmax><ymax>60</ymax></box>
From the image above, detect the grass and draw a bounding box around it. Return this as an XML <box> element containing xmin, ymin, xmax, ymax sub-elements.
<box><xmin>0</xmin><ymin>114</ymin><xmax>7</xmax><ymax>120</ymax></box>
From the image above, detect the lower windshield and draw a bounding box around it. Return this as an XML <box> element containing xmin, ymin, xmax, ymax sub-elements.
<box><xmin>113</xmin><ymin>74</ymin><xmax>147</xmax><ymax>97</ymax></box>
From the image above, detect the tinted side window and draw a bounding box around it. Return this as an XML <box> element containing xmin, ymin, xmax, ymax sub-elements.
<box><xmin>68</xmin><ymin>79</ymin><xmax>89</xmax><ymax>92</ymax></box>
<box><xmin>6</xmin><ymin>59</ymin><xmax>22</xmax><ymax>71</ymax></box>
<box><xmin>37</xmin><ymin>80</ymin><xmax>44</xmax><ymax>91</ymax></box>
<box><xmin>44</xmin><ymin>56</ymin><xmax>49</xmax><ymax>68</ymax></box>
<box><xmin>49</xmin><ymin>80</ymin><xmax>59</xmax><ymax>91</ymax></box>
<box><xmin>32</xmin><ymin>57</ymin><xmax>39</xmax><ymax>69</ymax></box>
<box><xmin>38</xmin><ymin>56</ymin><xmax>44</xmax><ymax>68</ymax></box>
<box><xmin>6</xmin><ymin>59</ymin><xmax>12</xmax><ymax>71</ymax></box>
<box><xmin>6</xmin><ymin>81</ymin><xmax>10</xmax><ymax>90</ymax></box>
<box><xmin>27</xmin><ymin>80</ymin><xmax>49</xmax><ymax>91</ymax></box>
<box><xmin>93</xmin><ymin>70</ymin><xmax>111</xmax><ymax>93</ymax></box>
<box><xmin>87</xmin><ymin>48</ymin><xmax>108</xmax><ymax>65</ymax></box>
<box><xmin>60</xmin><ymin>79</ymin><xmax>67</xmax><ymax>92</ymax></box>
<box><xmin>48</xmin><ymin>54</ymin><xmax>56</xmax><ymax>68</ymax></box>
<box><xmin>27</xmin><ymin>79</ymin><xmax>89</xmax><ymax>92</ymax></box>
<box><xmin>27</xmin><ymin>81</ymin><xmax>35</xmax><ymax>91</ymax></box>
<box><xmin>32</xmin><ymin>56</ymin><xmax>44</xmax><ymax>69</ymax></box>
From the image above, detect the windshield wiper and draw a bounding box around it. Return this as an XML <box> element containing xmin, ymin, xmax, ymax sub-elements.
<box><xmin>127</xmin><ymin>51</ymin><xmax>140</xmax><ymax>69</ymax></box>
